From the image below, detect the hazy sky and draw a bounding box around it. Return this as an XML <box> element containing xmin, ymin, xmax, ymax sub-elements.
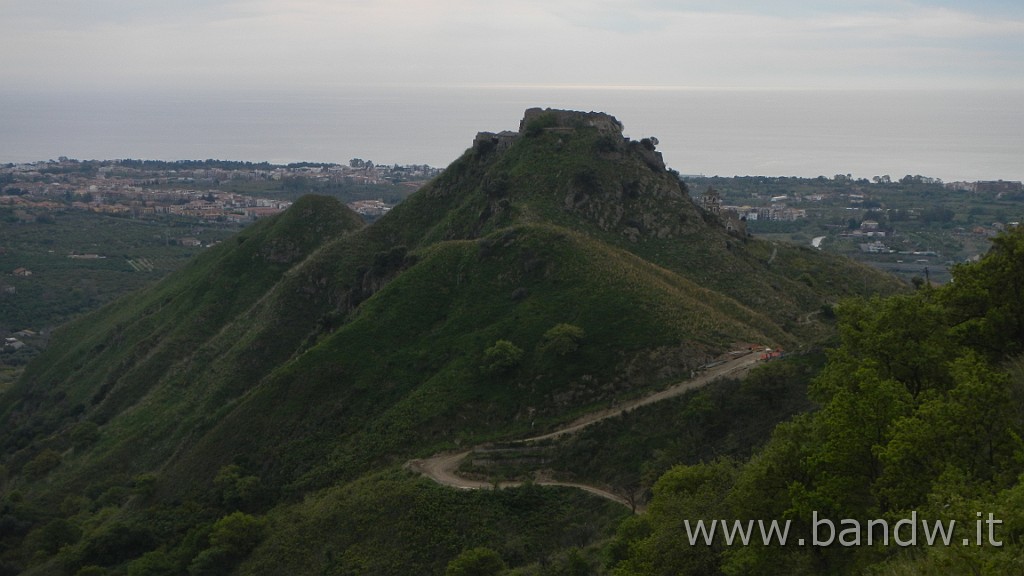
<box><xmin>4</xmin><ymin>0</ymin><xmax>1024</xmax><ymax>92</ymax></box>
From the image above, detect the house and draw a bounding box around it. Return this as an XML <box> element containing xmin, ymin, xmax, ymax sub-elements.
<box><xmin>859</xmin><ymin>241</ymin><xmax>891</xmax><ymax>254</ymax></box>
<box><xmin>12</xmin><ymin>267</ymin><xmax>32</xmax><ymax>277</ymax></box>
<box><xmin>3</xmin><ymin>338</ymin><xmax>25</xmax><ymax>351</ymax></box>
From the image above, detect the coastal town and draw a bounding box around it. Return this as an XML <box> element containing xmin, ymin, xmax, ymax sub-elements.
<box><xmin>0</xmin><ymin>157</ymin><xmax>441</xmax><ymax>224</ymax></box>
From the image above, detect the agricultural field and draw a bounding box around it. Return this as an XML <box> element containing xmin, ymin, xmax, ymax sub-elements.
<box><xmin>0</xmin><ymin>208</ymin><xmax>241</xmax><ymax>336</ymax></box>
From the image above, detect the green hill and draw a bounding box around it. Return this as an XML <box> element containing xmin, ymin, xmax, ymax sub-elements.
<box><xmin>0</xmin><ymin>109</ymin><xmax>904</xmax><ymax>575</ymax></box>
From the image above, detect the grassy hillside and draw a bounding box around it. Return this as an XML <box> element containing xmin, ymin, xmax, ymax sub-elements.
<box><xmin>0</xmin><ymin>109</ymin><xmax>906</xmax><ymax>575</ymax></box>
<box><xmin>0</xmin><ymin>195</ymin><xmax>365</xmax><ymax>488</ymax></box>
<box><xmin>159</xmin><ymin>224</ymin><xmax>790</xmax><ymax>499</ymax></box>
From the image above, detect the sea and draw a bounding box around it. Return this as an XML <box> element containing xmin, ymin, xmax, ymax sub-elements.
<box><xmin>1</xmin><ymin>86</ymin><xmax>1021</xmax><ymax>183</ymax></box>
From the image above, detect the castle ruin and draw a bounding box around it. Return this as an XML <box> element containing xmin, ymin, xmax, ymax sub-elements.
<box><xmin>473</xmin><ymin>108</ymin><xmax>626</xmax><ymax>154</ymax></box>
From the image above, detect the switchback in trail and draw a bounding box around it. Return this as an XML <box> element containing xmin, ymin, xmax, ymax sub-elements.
<box><xmin>407</xmin><ymin>349</ymin><xmax>763</xmax><ymax>511</ymax></box>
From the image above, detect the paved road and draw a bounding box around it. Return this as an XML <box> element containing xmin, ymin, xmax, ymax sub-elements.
<box><xmin>407</xmin><ymin>350</ymin><xmax>762</xmax><ymax>510</ymax></box>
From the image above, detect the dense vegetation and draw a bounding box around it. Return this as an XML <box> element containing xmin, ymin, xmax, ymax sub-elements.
<box><xmin>613</xmin><ymin>225</ymin><xmax>1024</xmax><ymax>574</ymax></box>
<box><xmin>0</xmin><ymin>110</ymin><xmax>907</xmax><ymax>575</ymax></box>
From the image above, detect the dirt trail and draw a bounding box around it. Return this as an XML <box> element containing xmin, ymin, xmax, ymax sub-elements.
<box><xmin>406</xmin><ymin>453</ymin><xmax>634</xmax><ymax>508</ymax></box>
<box><xmin>522</xmin><ymin>351</ymin><xmax>761</xmax><ymax>443</ymax></box>
<box><xmin>406</xmin><ymin>349</ymin><xmax>762</xmax><ymax>510</ymax></box>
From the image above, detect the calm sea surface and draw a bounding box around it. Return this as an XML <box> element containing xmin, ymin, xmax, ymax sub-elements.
<box><xmin>1</xmin><ymin>86</ymin><xmax>1021</xmax><ymax>182</ymax></box>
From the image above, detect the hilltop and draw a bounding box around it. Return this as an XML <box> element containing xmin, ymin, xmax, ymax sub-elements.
<box><xmin>0</xmin><ymin>108</ymin><xmax>903</xmax><ymax>575</ymax></box>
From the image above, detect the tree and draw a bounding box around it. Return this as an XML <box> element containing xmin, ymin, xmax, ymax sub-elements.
<box><xmin>826</xmin><ymin>295</ymin><xmax>959</xmax><ymax>399</ymax></box>
<box><xmin>23</xmin><ymin>449</ymin><xmax>61</xmax><ymax>479</ymax></box>
<box><xmin>942</xmin><ymin>226</ymin><xmax>1024</xmax><ymax>358</ymax></box>
<box><xmin>482</xmin><ymin>340</ymin><xmax>523</xmax><ymax>374</ymax></box>
<box><xmin>70</xmin><ymin>421</ymin><xmax>100</xmax><ymax>449</ymax></box>
<box><xmin>188</xmin><ymin>512</ymin><xmax>267</xmax><ymax>576</ymax></box>
<box><xmin>876</xmin><ymin>354</ymin><xmax>1017</xmax><ymax>510</ymax></box>
<box><xmin>444</xmin><ymin>547</ymin><xmax>506</xmax><ymax>576</ymax></box>
<box><xmin>207</xmin><ymin>512</ymin><xmax>266</xmax><ymax>555</ymax></box>
<box><xmin>213</xmin><ymin>464</ymin><xmax>261</xmax><ymax>511</ymax></box>
<box><xmin>24</xmin><ymin>518</ymin><xmax>81</xmax><ymax>556</ymax></box>
<box><xmin>541</xmin><ymin>323</ymin><xmax>585</xmax><ymax>356</ymax></box>
<box><xmin>919</xmin><ymin>206</ymin><xmax>954</xmax><ymax>223</ymax></box>
<box><xmin>806</xmin><ymin>369</ymin><xmax>912</xmax><ymax>515</ymax></box>
<box><xmin>127</xmin><ymin>550</ymin><xmax>179</xmax><ymax>576</ymax></box>
<box><xmin>615</xmin><ymin>460</ymin><xmax>738</xmax><ymax>575</ymax></box>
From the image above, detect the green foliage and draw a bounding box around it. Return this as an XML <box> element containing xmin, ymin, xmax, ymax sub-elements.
<box><xmin>67</xmin><ymin>522</ymin><xmax>158</xmax><ymax>572</ymax></box>
<box><xmin>207</xmin><ymin>512</ymin><xmax>267</xmax><ymax>555</ymax></box>
<box><xmin>614</xmin><ymin>227</ymin><xmax>1024</xmax><ymax>574</ymax></box>
<box><xmin>189</xmin><ymin>512</ymin><xmax>267</xmax><ymax>576</ymax></box>
<box><xmin>23</xmin><ymin>448</ymin><xmax>61</xmax><ymax>479</ymax></box>
<box><xmin>539</xmin><ymin>355</ymin><xmax>819</xmax><ymax>501</ymax></box>
<box><xmin>70</xmin><ymin>421</ymin><xmax>100</xmax><ymax>449</ymax></box>
<box><xmin>445</xmin><ymin>546</ymin><xmax>507</xmax><ymax>576</ymax></box>
<box><xmin>823</xmin><ymin>294</ymin><xmax>959</xmax><ymax>399</ymax></box>
<box><xmin>540</xmin><ymin>323</ymin><xmax>585</xmax><ymax>356</ymax></box>
<box><xmin>941</xmin><ymin>225</ymin><xmax>1024</xmax><ymax>358</ymax></box>
<box><xmin>548</xmin><ymin>548</ymin><xmax>592</xmax><ymax>576</ymax></box>
<box><xmin>483</xmin><ymin>339</ymin><xmax>524</xmax><ymax>374</ymax></box>
<box><xmin>240</xmin><ymin>471</ymin><xmax>626</xmax><ymax>575</ymax></box>
<box><xmin>126</xmin><ymin>549</ymin><xmax>179</xmax><ymax>576</ymax></box>
<box><xmin>614</xmin><ymin>460</ymin><xmax>739</xmax><ymax>576</ymax></box>
<box><xmin>523</xmin><ymin>112</ymin><xmax>558</xmax><ymax>137</ymax></box>
<box><xmin>132</xmin><ymin>473</ymin><xmax>158</xmax><ymax>497</ymax></box>
<box><xmin>212</xmin><ymin>465</ymin><xmax>262</xmax><ymax>511</ymax></box>
<box><xmin>23</xmin><ymin>518</ymin><xmax>81</xmax><ymax>556</ymax></box>
<box><xmin>876</xmin><ymin>353</ymin><xmax>1017</xmax><ymax>509</ymax></box>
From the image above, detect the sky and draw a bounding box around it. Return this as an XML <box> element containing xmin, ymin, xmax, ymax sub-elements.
<box><xmin>3</xmin><ymin>0</ymin><xmax>1024</xmax><ymax>92</ymax></box>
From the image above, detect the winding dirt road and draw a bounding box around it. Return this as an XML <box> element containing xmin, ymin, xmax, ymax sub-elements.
<box><xmin>406</xmin><ymin>349</ymin><xmax>763</xmax><ymax>510</ymax></box>
<box><xmin>406</xmin><ymin>451</ymin><xmax>634</xmax><ymax>508</ymax></box>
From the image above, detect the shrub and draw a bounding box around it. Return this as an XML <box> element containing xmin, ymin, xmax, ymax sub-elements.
<box><xmin>445</xmin><ymin>547</ymin><xmax>506</xmax><ymax>576</ymax></box>
<box><xmin>482</xmin><ymin>340</ymin><xmax>524</xmax><ymax>374</ymax></box>
<box><xmin>131</xmin><ymin>474</ymin><xmax>157</xmax><ymax>497</ymax></box>
<box><xmin>24</xmin><ymin>518</ymin><xmax>82</xmax><ymax>556</ymax></box>
<box><xmin>126</xmin><ymin>550</ymin><xmax>178</xmax><ymax>576</ymax></box>
<box><xmin>70</xmin><ymin>422</ymin><xmax>100</xmax><ymax>449</ymax></box>
<box><xmin>23</xmin><ymin>449</ymin><xmax>62</xmax><ymax>479</ymax></box>
<box><xmin>212</xmin><ymin>465</ymin><xmax>261</xmax><ymax>511</ymax></box>
<box><xmin>524</xmin><ymin>112</ymin><xmax>558</xmax><ymax>136</ymax></box>
<box><xmin>188</xmin><ymin>512</ymin><xmax>267</xmax><ymax>576</ymax></box>
<box><xmin>541</xmin><ymin>323</ymin><xmax>586</xmax><ymax>356</ymax></box>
